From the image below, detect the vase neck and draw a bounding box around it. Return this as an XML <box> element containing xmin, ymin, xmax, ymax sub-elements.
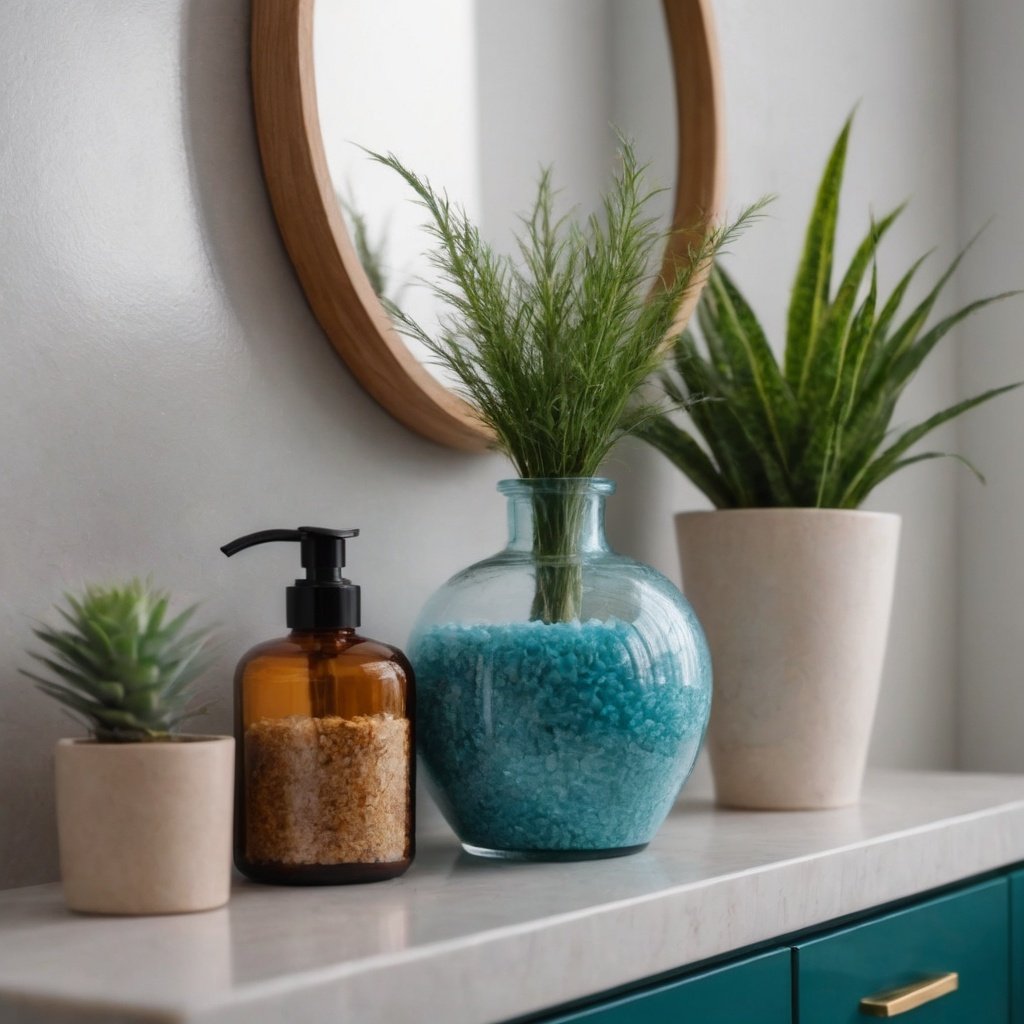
<box><xmin>500</xmin><ymin>478</ymin><xmax>613</xmax><ymax>557</ymax></box>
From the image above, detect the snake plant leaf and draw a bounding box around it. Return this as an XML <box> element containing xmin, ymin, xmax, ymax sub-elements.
<box><xmin>848</xmin><ymin>288</ymin><xmax>1017</xmax><ymax>459</ymax></box>
<box><xmin>639</xmin><ymin>415</ymin><xmax>736</xmax><ymax>508</ymax></box>
<box><xmin>708</xmin><ymin>266</ymin><xmax>794</xmax><ymax>468</ymax></box>
<box><xmin>672</xmin><ymin>333</ymin><xmax>757</xmax><ymax>505</ymax></box>
<box><xmin>643</xmin><ymin>115</ymin><xmax>1019</xmax><ymax>509</ymax></box>
<box><xmin>873</xmin><ymin>251</ymin><xmax>932</xmax><ymax>344</ymax></box>
<box><xmin>810</xmin><ymin>207</ymin><xmax>901</xmax><ymax>412</ymax></box>
<box><xmin>786</xmin><ymin>114</ymin><xmax>852</xmax><ymax>395</ymax></box>
<box><xmin>834</xmin><ymin>261</ymin><xmax>878</xmax><ymax>421</ymax></box>
<box><xmin>695</xmin><ymin>294</ymin><xmax>734</xmax><ymax>381</ymax></box>
<box><xmin>874</xmin><ymin>230</ymin><xmax>986</xmax><ymax>381</ymax></box>
<box><xmin>874</xmin><ymin>450</ymin><xmax>987</xmax><ymax>487</ymax></box>
<box><xmin>892</xmin><ymin>291</ymin><xmax>1021</xmax><ymax>385</ymax></box>
<box><xmin>791</xmin><ymin>267</ymin><xmax>881</xmax><ymax>507</ymax></box>
<box><xmin>841</xmin><ymin>383</ymin><xmax>1022</xmax><ymax>506</ymax></box>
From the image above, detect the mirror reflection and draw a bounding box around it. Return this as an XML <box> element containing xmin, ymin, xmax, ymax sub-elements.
<box><xmin>314</xmin><ymin>0</ymin><xmax>676</xmax><ymax>385</ymax></box>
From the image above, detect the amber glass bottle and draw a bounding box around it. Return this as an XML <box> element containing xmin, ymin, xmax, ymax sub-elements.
<box><xmin>222</xmin><ymin>527</ymin><xmax>414</xmax><ymax>885</ymax></box>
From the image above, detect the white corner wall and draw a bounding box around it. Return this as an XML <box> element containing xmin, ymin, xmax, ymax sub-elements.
<box><xmin>0</xmin><ymin>0</ymin><xmax>962</xmax><ymax>888</ymax></box>
<box><xmin>612</xmin><ymin>0</ymin><xmax>962</xmax><ymax>775</ymax></box>
<box><xmin>956</xmin><ymin>0</ymin><xmax>1024</xmax><ymax>771</ymax></box>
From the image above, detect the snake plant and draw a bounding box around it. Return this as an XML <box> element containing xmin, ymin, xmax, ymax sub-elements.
<box><xmin>642</xmin><ymin>116</ymin><xmax>1020</xmax><ymax>509</ymax></box>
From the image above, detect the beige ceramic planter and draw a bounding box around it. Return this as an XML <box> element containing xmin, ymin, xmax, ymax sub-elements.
<box><xmin>676</xmin><ymin>509</ymin><xmax>900</xmax><ymax>810</ymax></box>
<box><xmin>55</xmin><ymin>735</ymin><xmax>234</xmax><ymax>915</ymax></box>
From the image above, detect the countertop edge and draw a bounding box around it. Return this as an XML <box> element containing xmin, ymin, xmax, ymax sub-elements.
<box><xmin>4</xmin><ymin>780</ymin><xmax>1024</xmax><ymax>1024</ymax></box>
<box><xmin>187</xmin><ymin>797</ymin><xmax>1024</xmax><ymax>1024</ymax></box>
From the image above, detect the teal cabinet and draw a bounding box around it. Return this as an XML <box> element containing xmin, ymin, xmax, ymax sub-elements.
<box><xmin>533</xmin><ymin>871</ymin><xmax>1019</xmax><ymax>1024</ymax></box>
<box><xmin>1011</xmin><ymin>869</ymin><xmax>1024</xmax><ymax>1021</ymax></box>
<box><xmin>544</xmin><ymin>949</ymin><xmax>791</xmax><ymax>1024</ymax></box>
<box><xmin>796</xmin><ymin>878</ymin><xmax>1009</xmax><ymax>1023</ymax></box>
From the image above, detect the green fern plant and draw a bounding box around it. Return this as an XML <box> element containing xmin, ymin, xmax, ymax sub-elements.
<box><xmin>641</xmin><ymin>117</ymin><xmax>1020</xmax><ymax>509</ymax></box>
<box><xmin>372</xmin><ymin>139</ymin><xmax>760</xmax><ymax>620</ymax></box>
<box><xmin>338</xmin><ymin>189</ymin><xmax>403</xmax><ymax>304</ymax></box>
<box><xmin>22</xmin><ymin>580</ymin><xmax>215</xmax><ymax>742</ymax></box>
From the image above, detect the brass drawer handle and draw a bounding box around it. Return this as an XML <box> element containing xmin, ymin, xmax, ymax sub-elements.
<box><xmin>859</xmin><ymin>972</ymin><xmax>959</xmax><ymax>1017</ymax></box>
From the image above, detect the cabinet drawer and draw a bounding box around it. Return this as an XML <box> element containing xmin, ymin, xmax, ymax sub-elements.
<box><xmin>544</xmin><ymin>948</ymin><xmax>791</xmax><ymax>1023</ymax></box>
<box><xmin>796</xmin><ymin>877</ymin><xmax>1009</xmax><ymax>1023</ymax></box>
<box><xmin>1010</xmin><ymin>869</ymin><xmax>1024</xmax><ymax>1022</ymax></box>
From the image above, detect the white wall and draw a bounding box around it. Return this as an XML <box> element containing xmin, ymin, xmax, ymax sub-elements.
<box><xmin>613</xmin><ymin>0</ymin><xmax>963</xmax><ymax>774</ymax></box>
<box><xmin>0</xmin><ymin>0</ymin><xmax>962</xmax><ymax>888</ymax></box>
<box><xmin>956</xmin><ymin>0</ymin><xmax>1024</xmax><ymax>771</ymax></box>
<box><xmin>476</xmin><ymin>0</ymin><xmax>616</xmax><ymax>250</ymax></box>
<box><xmin>608</xmin><ymin>2</ymin><xmax>677</xmax><ymax>234</ymax></box>
<box><xmin>315</xmin><ymin>0</ymin><xmax>481</xmax><ymax>376</ymax></box>
<box><xmin>0</xmin><ymin>0</ymin><xmax>501</xmax><ymax>889</ymax></box>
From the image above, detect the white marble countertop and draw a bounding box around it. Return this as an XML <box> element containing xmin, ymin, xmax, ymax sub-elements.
<box><xmin>2</xmin><ymin>770</ymin><xmax>1023</xmax><ymax>1024</ymax></box>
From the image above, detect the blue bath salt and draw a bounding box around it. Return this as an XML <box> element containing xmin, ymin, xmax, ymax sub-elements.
<box><xmin>411</xmin><ymin>617</ymin><xmax>711</xmax><ymax>852</ymax></box>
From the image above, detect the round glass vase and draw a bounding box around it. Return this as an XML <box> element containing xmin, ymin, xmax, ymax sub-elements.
<box><xmin>408</xmin><ymin>478</ymin><xmax>712</xmax><ymax>861</ymax></box>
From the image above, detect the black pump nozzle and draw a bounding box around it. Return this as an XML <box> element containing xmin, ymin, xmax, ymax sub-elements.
<box><xmin>221</xmin><ymin>526</ymin><xmax>361</xmax><ymax>630</ymax></box>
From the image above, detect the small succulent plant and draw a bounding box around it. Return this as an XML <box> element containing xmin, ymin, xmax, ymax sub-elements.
<box><xmin>23</xmin><ymin>580</ymin><xmax>215</xmax><ymax>742</ymax></box>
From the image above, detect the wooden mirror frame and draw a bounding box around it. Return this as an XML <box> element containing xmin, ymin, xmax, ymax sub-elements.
<box><xmin>251</xmin><ymin>0</ymin><xmax>725</xmax><ymax>451</ymax></box>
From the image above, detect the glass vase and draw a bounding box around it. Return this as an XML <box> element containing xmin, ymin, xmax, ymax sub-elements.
<box><xmin>408</xmin><ymin>478</ymin><xmax>712</xmax><ymax>860</ymax></box>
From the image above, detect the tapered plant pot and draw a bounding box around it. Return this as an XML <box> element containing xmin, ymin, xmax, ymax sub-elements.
<box><xmin>55</xmin><ymin>735</ymin><xmax>234</xmax><ymax>914</ymax></box>
<box><xmin>676</xmin><ymin>509</ymin><xmax>900</xmax><ymax>810</ymax></box>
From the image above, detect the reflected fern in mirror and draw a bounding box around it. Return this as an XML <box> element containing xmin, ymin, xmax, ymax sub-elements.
<box><xmin>337</xmin><ymin>190</ymin><xmax>406</xmax><ymax>306</ymax></box>
<box><xmin>643</xmin><ymin>116</ymin><xmax>1021</xmax><ymax>509</ymax></box>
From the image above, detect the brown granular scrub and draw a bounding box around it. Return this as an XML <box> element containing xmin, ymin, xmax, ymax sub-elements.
<box><xmin>244</xmin><ymin>714</ymin><xmax>410</xmax><ymax>866</ymax></box>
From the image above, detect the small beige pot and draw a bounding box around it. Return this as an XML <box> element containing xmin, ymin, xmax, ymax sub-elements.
<box><xmin>55</xmin><ymin>735</ymin><xmax>234</xmax><ymax>915</ymax></box>
<box><xmin>677</xmin><ymin>509</ymin><xmax>900</xmax><ymax>810</ymax></box>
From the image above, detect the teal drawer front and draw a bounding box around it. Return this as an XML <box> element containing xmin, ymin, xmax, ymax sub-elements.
<box><xmin>544</xmin><ymin>948</ymin><xmax>791</xmax><ymax>1023</ymax></box>
<box><xmin>1011</xmin><ymin>869</ymin><xmax>1024</xmax><ymax>1022</ymax></box>
<box><xmin>796</xmin><ymin>878</ymin><xmax>1009</xmax><ymax>1023</ymax></box>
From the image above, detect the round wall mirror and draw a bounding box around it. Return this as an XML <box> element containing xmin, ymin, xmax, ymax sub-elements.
<box><xmin>252</xmin><ymin>0</ymin><xmax>724</xmax><ymax>450</ymax></box>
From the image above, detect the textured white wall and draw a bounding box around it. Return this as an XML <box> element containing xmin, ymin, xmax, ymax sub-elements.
<box><xmin>476</xmin><ymin>0</ymin><xmax>615</xmax><ymax>250</ymax></box>
<box><xmin>315</xmin><ymin>0</ymin><xmax>481</xmax><ymax>376</ymax></box>
<box><xmin>0</xmin><ymin>0</ymin><xmax>502</xmax><ymax>889</ymax></box>
<box><xmin>956</xmin><ymin>0</ymin><xmax>1024</xmax><ymax>771</ymax></box>
<box><xmin>0</xmin><ymin>0</ymin><xmax>961</xmax><ymax>888</ymax></box>
<box><xmin>613</xmin><ymin>0</ymin><xmax>963</xmax><ymax>776</ymax></box>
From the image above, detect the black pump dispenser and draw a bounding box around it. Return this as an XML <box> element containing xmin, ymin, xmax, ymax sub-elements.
<box><xmin>221</xmin><ymin>527</ymin><xmax>361</xmax><ymax>630</ymax></box>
